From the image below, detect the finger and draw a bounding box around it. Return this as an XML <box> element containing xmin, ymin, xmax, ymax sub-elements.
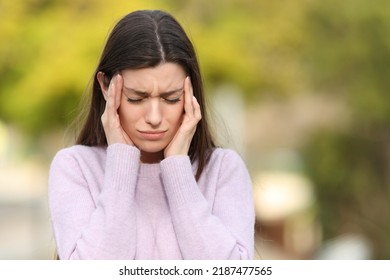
<box><xmin>115</xmin><ymin>74</ymin><xmax>123</xmax><ymax>110</ymax></box>
<box><xmin>184</xmin><ymin>76</ymin><xmax>194</xmax><ymax>116</ymax></box>
<box><xmin>106</xmin><ymin>76</ymin><xmax>117</xmax><ymax>117</ymax></box>
<box><xmin>192</xmin><ymin>96</ymin><xmax>202</xmax><ymax>121</ymax></box>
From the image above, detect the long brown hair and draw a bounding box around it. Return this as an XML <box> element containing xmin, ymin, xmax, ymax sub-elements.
<box><xmin>76</xmin><ymin>10</ymin><xmax>216</xmax><ymax>179</ymax></box>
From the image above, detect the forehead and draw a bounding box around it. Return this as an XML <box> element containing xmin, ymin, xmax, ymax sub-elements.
<box><xmin>121</xmin><ymin>63</ymin><xmax>186</xmax><ymax>92</ymax></box>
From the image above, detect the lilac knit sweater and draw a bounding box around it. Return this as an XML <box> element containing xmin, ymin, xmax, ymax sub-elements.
<box><xmin>48</xmin><ymin>143</ymin><xmax>255</xmax><ymax>259</ymax></box>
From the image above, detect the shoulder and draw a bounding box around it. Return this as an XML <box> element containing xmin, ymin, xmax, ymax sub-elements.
<box><xmin>53</xmin><ymin>145</ymin><xmax>105</xmax><ymax>159</ymax></box>
<box><xmin>208</xmin><ymin>147</ymin><xmax>247</xmax><ymax>167</ymax></box>
<box><xmin>197</xmin><ymin>148</ymin><xmax>252</xmax><ymax>192</ymax></box>
<box><xmin>51</xmin><ymin>145</ymin><xmax>106</xmax><ymax>168</ymax></box>
<box><xmin>202</xmin><ymin>147</ymin><xmax>250</xmax><ymax>179</ymax></box>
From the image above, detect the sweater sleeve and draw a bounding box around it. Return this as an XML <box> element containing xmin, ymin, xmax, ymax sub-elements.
<box><xmin>160</xmin><ymin>149</ymin><xmax>255</xmax><ymax>259</ymax></box>
<box><xmin>48</xmin><ymin>144</ymin><xmax>140</xmax><ymax>259</ymax></box>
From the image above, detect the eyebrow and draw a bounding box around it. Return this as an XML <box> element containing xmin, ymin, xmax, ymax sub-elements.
<box><xmin>123</xmin><ymin>86</ymin><xmax>183</xmax><ymax>97</ymax></box>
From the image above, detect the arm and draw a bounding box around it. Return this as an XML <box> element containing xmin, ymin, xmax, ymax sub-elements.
<box><xmin>160</xmin><ymin>150</ymin><xmax>255</xmax><ymax>260</ymax></box>
<box><xmin>48</xmin><ymin>144</ymin><xmax>140</xmax><ymax>259</ymax></box>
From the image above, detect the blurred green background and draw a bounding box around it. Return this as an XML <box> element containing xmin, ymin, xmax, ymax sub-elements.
<box><xmin>1</xmin><ymin>0</ymin><xmax>389</xmax><ymax>259</ymax></box>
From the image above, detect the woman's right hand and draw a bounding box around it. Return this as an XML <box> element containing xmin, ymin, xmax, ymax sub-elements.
<box><xmin>101</xmin><ymin>74</ymin><xmax>134</xmax><ymax>146</ymax></box>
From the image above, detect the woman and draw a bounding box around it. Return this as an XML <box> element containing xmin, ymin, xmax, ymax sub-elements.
<box><xmin>48</xmin><ymin>9</ymin><xmax>255</xmax><ymax>260</ymax></box>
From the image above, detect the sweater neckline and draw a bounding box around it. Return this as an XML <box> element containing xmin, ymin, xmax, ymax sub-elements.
<box><xmin>138</xmin><ymin>162</ymin><xmax>161</xmax><ymax>178</ymax></box>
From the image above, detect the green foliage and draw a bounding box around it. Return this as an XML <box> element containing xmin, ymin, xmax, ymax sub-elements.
<box><xmin>303</xmin><ymin>129</ymin><xmax>390</xmax><ymax>259</ymax></box>
<box><xmin>303</xmin><ymin>0</ymin><xmax>390</xmax><ymax>124</ymax></box>
<box><xmin>0</xmin><ymin>0</ymin><xmax>171</xmax><ymax>134</ymax></box>
<box><xmin>300</xmin><ymin>0</ymin><xmax>390</xmax><ymax>259</ymax></box>
<box><xmin>0</xmin><ymin>0</ymin><xmax>310</xmax><ymax>135</ymax></box>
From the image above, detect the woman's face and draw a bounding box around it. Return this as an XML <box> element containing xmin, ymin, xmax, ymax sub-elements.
<box><xmin>118</xmin><ymin>63</ymin><xmax>186</xmax><ymax>163</ymax></box>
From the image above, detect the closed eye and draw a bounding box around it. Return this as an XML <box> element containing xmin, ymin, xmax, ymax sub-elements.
<box><xmin>163</xmin><ymin>97</ymin><xmax>181</xmax><ymax>104</ymax></box>
<box><xmin>126</xmin><ymin>97</ymin><xmax>144</xmax><ymax>103</ymax></box>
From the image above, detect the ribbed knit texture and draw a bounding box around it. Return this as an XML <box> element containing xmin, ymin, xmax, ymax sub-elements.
<box><xmin>48</xmin><ymin>143</ymin><xmax>255</xmax><ymax>259</ymax></box>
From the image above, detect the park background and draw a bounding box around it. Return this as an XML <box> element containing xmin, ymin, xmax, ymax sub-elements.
<box><xmin>1</xmin><ymin>0</ymin><xmax>389</xmax><ymax>259</ymax></box>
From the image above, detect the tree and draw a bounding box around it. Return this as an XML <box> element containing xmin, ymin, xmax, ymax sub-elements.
<box><xmin>301</xmin><ymin>0</ymin><xmax>390</xmax><ymax>259</ymax></box>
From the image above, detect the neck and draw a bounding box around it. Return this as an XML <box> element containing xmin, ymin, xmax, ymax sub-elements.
<box><xmin>140</xmin><ymin>150</ymin><xmax>164</xmax><ymax>164</ymax></box>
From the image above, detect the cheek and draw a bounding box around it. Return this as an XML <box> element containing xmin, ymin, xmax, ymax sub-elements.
<box><xmin>118</xmin><ymin>105</ymin><xmax>137</xmax><ymax>130</ymax></box>
<box><xmin>167</xmin><ymin>106</ymin><xmax>184</xmax><ymax>126</ymax></box>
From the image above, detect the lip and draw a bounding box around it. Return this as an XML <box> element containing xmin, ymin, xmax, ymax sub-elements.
<box><xmin>138</xmin><ymin>130</ymin><xmax>167</xmax><ymax>140</ymax></box>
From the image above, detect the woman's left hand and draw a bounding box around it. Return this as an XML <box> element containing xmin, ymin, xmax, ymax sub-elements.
<box><xmin>164</xmin><ymin>77</ymin><xmax>201</xmax><ymax>158</ymax></box>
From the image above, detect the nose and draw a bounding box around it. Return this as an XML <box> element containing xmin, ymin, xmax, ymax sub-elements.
<box><xmin>145</xmin><ymin>99</ymin><xmax>162</xmax><ymax>127</ymax></box>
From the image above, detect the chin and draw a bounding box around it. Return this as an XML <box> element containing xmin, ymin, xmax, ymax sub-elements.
<box><xmin>136</xmin><ymin>143</ymin><xmax>168</xmax><ymax>154</ymax></box>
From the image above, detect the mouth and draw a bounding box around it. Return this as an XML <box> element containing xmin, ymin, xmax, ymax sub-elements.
<box><xmin>138</xmin><ymin>130</ymin><xmax>167</xmax><ymax>140</ymax></box>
